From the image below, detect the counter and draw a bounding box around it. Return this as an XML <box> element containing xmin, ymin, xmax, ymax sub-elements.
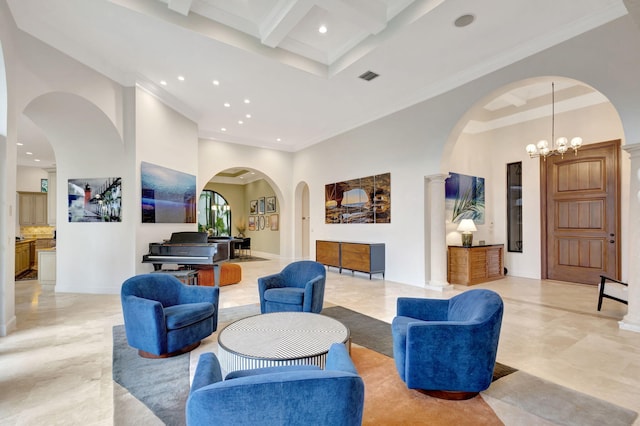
<box><xmin>38</xmin><ymin>248</ymin><xmax>56</xmax><ymax>286</ymax></box>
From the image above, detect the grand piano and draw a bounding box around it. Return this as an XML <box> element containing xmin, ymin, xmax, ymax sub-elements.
<box><xmin>142</xmin><ymin>232</ymin><xmax>229</xmax><ymax>285</ymax></box>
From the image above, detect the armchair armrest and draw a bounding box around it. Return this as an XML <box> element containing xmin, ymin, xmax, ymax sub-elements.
<box><xmin>258</xmin><ymin>274</ymin><xmax>286</xmax><ymax>313</ymax></box>
<box><xmin>190</xmin><ymin>353</ymin><xmax>223</xmax><ymax>394</ymax></box>
<box><xmin>121</xmin><ymin>295</ymin><xmax>167</xmax><ymax>352</ymax></box>
<box><xmin>325</xmin><ymin>343</ymin><xmax>358</xmax><ymax>375</ymax></box>
<box><xmin>258</xmin><ymin>273</ymin><xmax>286</xmax><ymax>291</ymax></box>
<box><xmin>303</xmin><ymin>275</ymin><xmax>325</xmax><ymax>312</ymax></box>
<box><xmin>397</xmin><ymin>297</ymin><xmax>449</xmax><ymax>321</ymax></box>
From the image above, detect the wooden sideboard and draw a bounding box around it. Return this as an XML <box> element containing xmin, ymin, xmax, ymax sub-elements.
<box><xmin>316</xmin><ymin>240</ymin><xmax>385</xmax><ymax>279</ymax></box>
<box><xmin>447</xmin><ymin>244</ymin><xmax>504</xmax><ymax>286</ymax></box>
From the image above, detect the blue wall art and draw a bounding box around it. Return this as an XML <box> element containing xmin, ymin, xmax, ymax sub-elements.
<box><xmin>445</xmin><ymin>172</ymin><xmax>485</xmax><ymax>224</ymax></box>
<box><xmin>141</xmin><ymin>162</ymin><xmax>196</xmax><ymax>223</ymax></box>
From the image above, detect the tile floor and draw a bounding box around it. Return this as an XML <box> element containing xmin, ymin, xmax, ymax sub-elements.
<box><xmin>1</xmin><ymin>254</ymin><xmax>639</xmax><ymax>425</ymax></box>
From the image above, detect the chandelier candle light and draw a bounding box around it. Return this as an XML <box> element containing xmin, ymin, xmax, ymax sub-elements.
<box><xmin>525</xmin><ymin>82</ymin><xmax>582</xmax><ymax>159</ymax></box>
<box><xmin>457</xmin><ymin>219</ymin><xmax>477</xmax><ymax>247</ymax></box>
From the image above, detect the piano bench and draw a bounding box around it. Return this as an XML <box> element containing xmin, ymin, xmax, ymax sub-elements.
<box><xmin>151</xmin><ymin>269</ymin><xmax>199</xmax><ymax>286</ymax></box>
<box><xmin>197</xmin><ymin>263</ymin><xmax>242</xmax><ymax>287</ymax></box>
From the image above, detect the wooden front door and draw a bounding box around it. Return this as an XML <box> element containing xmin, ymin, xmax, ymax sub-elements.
<box><xmin>542</xmin><ymin>140</ymin><xmax>620</xmax><ymax>284</ymax></box>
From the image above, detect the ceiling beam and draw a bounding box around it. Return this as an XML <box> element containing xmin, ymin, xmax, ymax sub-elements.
<box><xmin>320</xmin><ymin>0</ymin><xmax>388</xmax><ymax>35</ymax></box>
<box><xmin>260</xmin><ymin>0</ymin><xmax>315</xmax><ymax>48</ymax></box>
<box><xmin>168</xmin><ymin>0</ymin><xmax>192</xmax><ymax>16</ymax></box>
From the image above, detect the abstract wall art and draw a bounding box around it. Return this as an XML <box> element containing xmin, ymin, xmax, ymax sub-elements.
<box><xmin>141</xmin><ymin>162</ymin><xmax>196</xmax><ymax>223</ymax></box>
<box><xmin>445</xmin><ymin>172</ymin><xmax>485</xmax><ymax>224</ymax></box>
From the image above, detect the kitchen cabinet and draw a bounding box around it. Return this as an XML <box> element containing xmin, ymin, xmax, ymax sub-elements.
<box><xmin>15</xmin><ymin>239</ymin><xmax>35</xmax><ymax>276</ymax></box>
<box><xmin>19</xmin><ymin>192</ymin><xmax>48</xmax><ymax>225</ymax></box>
<box><xmin>448</xmin><ymin>244</ymin><xmax>505</xmax><ymax>286</ymax></box>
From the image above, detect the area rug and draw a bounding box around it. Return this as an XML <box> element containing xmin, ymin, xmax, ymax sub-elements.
<box><xmin>112</xmin><ymin>325</ymin><xmax>189</xmax><ymax>426</ymax></box>
<box><xmin>229</xmin><ymin>256</ymin><xmax>268</xmax><ymax>263</ymax></box>
<box><xmin>113</xmin><ymin>305</ymin><xmax>638</xmax><ymax>426</ymax></box>
<box><xmin>15</xmin><ymin>269</ymin><xmax>38</xmax><ymax>281</ymax></box>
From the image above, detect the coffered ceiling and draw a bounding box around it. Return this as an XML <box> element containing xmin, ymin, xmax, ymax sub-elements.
<box><xmin>6</xmin><ymin>0</ymin><xmax>631</xmax><ymax>169</ymax></box>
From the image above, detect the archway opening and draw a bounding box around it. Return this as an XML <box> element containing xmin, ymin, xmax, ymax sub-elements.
<box><xmin>441</xmin><ymin>76</ymin><xmax>626</xmax><ymax>283</ymax></box>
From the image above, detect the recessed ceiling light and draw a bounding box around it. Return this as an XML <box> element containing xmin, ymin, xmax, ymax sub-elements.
<box><xmin>178</xmin><ymin>75</ymin><xmax>185</xmax><ymax>81</ymax></box>
<box><xmin>26</xmin><ymin>152</ymin><xmax>33</xmax><ymax>155</ymax></box>
<box><xmin>276</xmin><ymin>138</ymin><xmax>281</xmax><ymax>142</ymax></box>
<box><xmin>318</xmin><ymin>25</ymin><xmax>328</xmax><ymax>34</ymax></box>
<box><xmin>238</xmin><ymin>120</ymin><xmax>244</xmax><ymax>125</ymax></box>
<box><xmin>454</xmin><ymin>14</ymin><xmax>475</xmax><ymax>27</ymax></box>
<box><xmin>244</xmin><ymin>99</ymin><xmax>250</xmax><ymax>104</ymax></box>
<box><xmin>221</xmin><ymin>127</ymin><xmax>226</xmax><ymax>132</ymax></box>
<box><xmin>16</xmin><ymin>142</ymin><xmax>23</xmax><ymax>146</ymax></box>
<box><xmin>245</xmin><ymin>114</ymin><xmax>252</xmax><ymax>118</ymax></box>
<box><xmin>160</xmin><ymin>80</ymin><xmax>167</xmax><ymax>86</ymax></box>
<box><xmin>34</xmin><ymin>159</ymin><xmax>40</xmax><ymax>162</ymax></box>
<box><xmin>212</xmin><ymin>80</ymin><xmax>220</xmax><ymax>86</ymax></box>
<box><xmin>224</xmin><ymin>102</ymin><xmax>231</xmax><ymax>107</ymax></box>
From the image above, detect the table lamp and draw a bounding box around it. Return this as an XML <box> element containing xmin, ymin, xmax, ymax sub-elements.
<box><xmin>457</xmin><ymin>219</ymin><xmax>477</xmax><ymax>247</ymax></box>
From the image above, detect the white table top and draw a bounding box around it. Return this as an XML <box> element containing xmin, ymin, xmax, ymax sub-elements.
<box><xmin>218</xmin><ymin>312</ymin><xmax>349</xmax><ymax>361</ymax></box>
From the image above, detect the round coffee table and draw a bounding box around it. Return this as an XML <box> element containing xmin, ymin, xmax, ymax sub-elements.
<box><xmin>217</xmin><ymin>312</ymin><xmax>350</xmax><ymax>373</ymax></box>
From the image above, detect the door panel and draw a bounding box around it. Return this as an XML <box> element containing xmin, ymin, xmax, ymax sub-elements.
<box><xmin>544</xmin><ymin>140</ymin><xmax>620</xmax><ymax>284</ymax></box>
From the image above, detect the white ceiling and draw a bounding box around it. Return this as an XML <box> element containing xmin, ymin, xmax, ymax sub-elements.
<box><xmin>6</xmin><ymin>0</ymin><xmax>630</xmax><ymax>170</ymax></box>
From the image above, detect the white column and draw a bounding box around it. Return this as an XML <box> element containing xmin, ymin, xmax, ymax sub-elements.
<box><xmin>620</xmin><ymin>144</ymin><xmax>640</xmax><ymax>332</ymax></box>
<box><xmin>425</xmin><ymin>174</ymin><xmax>453</xmax><ymax>291</ymax></box>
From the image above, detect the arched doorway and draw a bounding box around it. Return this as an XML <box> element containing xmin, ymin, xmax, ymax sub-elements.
<box><xmin>441</xmin><ymin>76</ymin><xmax>626</xmax><ymax>283</ymax></box>
<box><xmin>198</xmin><ymin>190</ymin><xmax>231</xmax><ymax>236</ymax></box>
<box><xmin>202</xmin><ymin>167</ymin><xmax>282</xmax><ymax>255</ymax></box>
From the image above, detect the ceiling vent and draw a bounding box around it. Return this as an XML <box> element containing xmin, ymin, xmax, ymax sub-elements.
<box><xmin>358</xmin><ymin>71</ymin><xmax>379</xmax><ymax>81</ymax></box>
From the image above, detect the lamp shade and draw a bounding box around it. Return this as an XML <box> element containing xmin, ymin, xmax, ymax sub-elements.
<box><xmin>457</xmin><ymin>219</ymin><xmax>477</xmax><ymax>233</ymax></box>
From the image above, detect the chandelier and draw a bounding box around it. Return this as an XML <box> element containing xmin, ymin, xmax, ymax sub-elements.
<box><xmin>525</xmin><ymin>82</ymin><xmax>582</xmax><ymax>159</ymax></box>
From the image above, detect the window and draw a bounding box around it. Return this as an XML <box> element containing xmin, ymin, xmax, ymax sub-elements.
<box><xmin>507</xmin><ymin>162</ymin><xmax>522</xmax><ymax>252</ymax></box>
<box><xmin>198</xmin><ymin>190</ymin><xmax>231</xmax><ymax>236</ymax></box>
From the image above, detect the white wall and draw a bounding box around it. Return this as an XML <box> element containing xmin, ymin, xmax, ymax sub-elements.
<box><xmin>16</xmin><ymin>166</ymin><xmax>47</xmax><ymax>192</ymax></box>
<box><xmin>135</xmin><ymin>87</ymin><xmax>200</xmax><ymax>276</ymax></box>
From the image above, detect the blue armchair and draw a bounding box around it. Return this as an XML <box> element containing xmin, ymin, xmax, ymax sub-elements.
<box><xmin>121</xmin><ymin>273</ymin><xmax>219</xmax><ymax>358</ymax></box>
<box><xmin>392</xmin><ymin>289</ymin><xmax>503</xmax><ymax>399</ymax></box>
<box><xmin>258</xmin><ymin>260</ymin><xmax>326</xmax><ymax>313</ymax></box>
<box><xmin>186</xmin><ymin>343</ymin><xmax>364</xmax><ymax>426</ymax></box>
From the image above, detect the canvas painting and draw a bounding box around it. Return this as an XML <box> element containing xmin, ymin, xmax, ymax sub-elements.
<box><xmin>445</xmin><ymin>172</ymin><xmax>485</xmax><ymax>224</ymax></box>
<box><xmin>141</xmin><ymin>162</ymin><xmax>196</xmax><ymax>223</ymax></box>
<box><xmin>68</xmin><ymin>177</ymin><xmax>122</xmax><ymax>222</ymax></box>
<box><xmin>325</xmin><ymin>172</ymin><xmax>390</xmax><ymax>224</ymax></box>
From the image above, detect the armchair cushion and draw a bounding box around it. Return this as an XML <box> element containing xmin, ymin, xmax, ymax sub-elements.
<box><xmin>186</xmin><ymin>343</ymin><xmax>364</xmax><ymax>426</ymax></box>
<box><xmin>164</xmin><ymin>302</ymin><xmax>215</xmax><ymax>329</ymax></box>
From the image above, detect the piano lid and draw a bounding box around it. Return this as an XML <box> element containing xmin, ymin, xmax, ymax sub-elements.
<box><xmin>169</xmin><ymin>232</ymin><xmax>208</xmax><ymax>244</ymax></box>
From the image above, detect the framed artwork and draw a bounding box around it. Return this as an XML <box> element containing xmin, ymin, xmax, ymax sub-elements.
<box><xmin>141</xmin><ymin>162</ymin><xmax>196</xmax><ymax>223</ymax></box>
<box><xmin>258</xmin><ymin>197</ymin><xmax>265</xmax><ymax>214</ymax></box>
<box><xmin>445</xmin><ymin>172</ymin><xmax>485</xmax><ymax>224</ymax></box>
<box><xmin>258</xmin><ymin>215</ymin><xmax>266</xmax><ymax>230</ymax></box>
<box><xmin>41</xmin><ymin>179</ymin><xmax>48</xmax><ymax>193</ymax></box>
<box><xmin>270</xmin><ymin>214</ymin><xmax>279</xmax><ymax>231</ymax></box>
<box><xmin>266</xmin><ymin>196</ymin><xmax>277</xmax><ymax>213</ymax></box>
<box><xmin>249</xmin><ymin>200</ymin><xmax>258</xmax><ymax>215</ymax></box>
<box><xmin>325</xmin><ymin>172</ymin><xmax>390</xmax><ymax>224</ymax></box>
<box><xmin>68</xmin><ymin>177</ymin><xmax>122</xmax><ymax>222</ymax></box>
<box><xmin>248</xmin><ymin>216</ymin><xmax>256</xmax><ymax>231</ymax></box>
